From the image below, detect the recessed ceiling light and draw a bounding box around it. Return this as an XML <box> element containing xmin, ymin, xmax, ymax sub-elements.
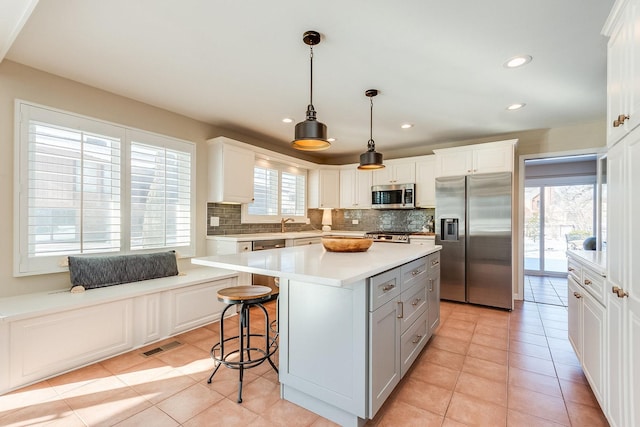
<box><xmin>401</xmin><ymin>123</ymin><xmax>413</xmax><ymax>129</ymax></box>
<box><xmin>282</xmin><ymin>118</ymin><xmax>293</xmax><ymax>123</ymax></box>
<box><xmin>506</xmin><ymin>103</ymin><xmax>526</xmax><ymax>110</ymax></box>
<box><xmin>327</xmin><ymin>137</ymin><xmax>336</xmax><ymax>142</ymax></box>
<box><xmin>504</xmin><ymin>55</ymin><xmax>532</xmax><ymax>68</ymax></box>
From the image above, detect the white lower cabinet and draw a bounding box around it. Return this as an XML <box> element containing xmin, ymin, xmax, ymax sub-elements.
<box><xmin>582</xmin><ymin>290</ymin><xmax>606</xmax><ymax>404</ymax></box>
<box><xmin>568</xmin><ymin>277</ymin><xmax>583</xmax><ymax>361</ymax></box>
<box><xmin>2</xmin><ymin>274</ymin><xmax>236</xmax><ymax>394</ymax></box>
<box><xmin>567</xmin><ymin>253</ymin><xmax>606</xmax><ymax>409</ymax></box>
<box><xmin>9</xmin><ymin>300</ymin><xmax>134</xmax><ymax>388</ymax></box>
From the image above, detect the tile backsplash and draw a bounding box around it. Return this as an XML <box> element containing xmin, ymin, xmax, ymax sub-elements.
<box><xmin>206</xmin><ymin>203</ymin><xmax>435</xmax><ymax>235</ymax></box>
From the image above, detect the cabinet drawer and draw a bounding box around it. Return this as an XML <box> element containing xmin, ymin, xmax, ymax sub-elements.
<box><xmin>567</xmin><ymin>258</ymin><xmax>582</xmax><ymax>283</ymax></box>
<box><xmin>582</xmin><ymin>267</ymin><xmax>605</xmax><ymax>305</ymax></box>
<box><xmin>400</xmin><ymin>281</ymin><xmax>428</xmax><ymax>334</ymax></box>
<box><xmin>370</xmin><ymin>268</ymin><xmax>401</xmax><ymax>311</ymax></box>
<box><xmin>401</xmin><ymin>257</ymin><xmax>427</xmax><ymax>291</ymax></box>
<box><xmin>400</xmin><ymin>310</ymin><xmax>429</xmax><ymax>378</ymax></box>
<box><xmin>292</xmin><ymin>237</ymin><xmax>322</xmax><ymax>246</ymax></box>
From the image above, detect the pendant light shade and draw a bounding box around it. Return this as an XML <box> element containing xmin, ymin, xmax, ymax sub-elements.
<box><xmin>358</xmin><ymin>89</ymin><xmax>385</xmax><ymax>170</ymax></box>
<box><xmin>292</xmin><ymin>30</ymin><xmax>330</xmax><ymax>151</ymax></box>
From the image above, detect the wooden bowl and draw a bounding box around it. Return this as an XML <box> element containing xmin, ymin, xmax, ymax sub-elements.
<box><xmin>322</xmin><ymin>236</ymin><xmax>373</xmax><ymax>252</ymax></box>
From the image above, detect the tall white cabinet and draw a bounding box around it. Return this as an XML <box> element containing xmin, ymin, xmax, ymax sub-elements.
<box><xmin>602</xmin><ymin>2</ymin><xmax>640</xmax><ymax>425</ymax></box>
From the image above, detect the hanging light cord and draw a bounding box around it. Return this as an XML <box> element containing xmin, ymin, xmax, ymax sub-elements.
<box><xmin>308</xmin><ymin>46</ymin><xmax>314</xmax><ymax>113</ymax></box>
<box><xmin>368</xmin><ymin>96</ymin><xmax>375</xmax><ymax>151</ymax></box>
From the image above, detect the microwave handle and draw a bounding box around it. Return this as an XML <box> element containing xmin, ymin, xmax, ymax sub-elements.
<box><xmin>401</xmin><ymin>187</ymin><xmax>405</xmax><ymax>206</ymax></box>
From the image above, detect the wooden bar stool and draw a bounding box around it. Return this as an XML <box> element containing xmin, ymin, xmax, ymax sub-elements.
<box><xmin>207</xmin><ymin>285</ymin><xmax>278</xmax><ymax>403</ymax></box>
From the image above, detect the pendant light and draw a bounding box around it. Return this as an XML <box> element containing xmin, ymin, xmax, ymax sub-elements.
<box><xmin>291</xmin><ymin>30</ymin><xmax>330</xmax><ymax>151</ymax></box>
<box><xmin>358</xmin><ymin>89</ymin><xmax>385</xmax><ymax>170</ymax></box>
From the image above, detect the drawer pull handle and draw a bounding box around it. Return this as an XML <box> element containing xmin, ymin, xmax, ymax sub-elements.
<box><xmin>397</xmin><ymin>301</ymin><xmax>404</xmax><ymax>318</ymax></box>
<box><xmin>584</xmin><ymin>279</ymin><xmax>592</xmax><ymax>286</ymax></box>
<box><xmin>412</xmin><ymin>335</ymin><xmax>423</xmax><ymax>344</ymax></box>
<box><xmin>573</xmin><ymin>292</ymin><xmax>582</xmax><ymax>299</ymax></box>
<box><xmin>431</xmin><ymin>260</ymin><xmax>440</xmax><ymax>266</ymax></box>
<box><xmin>613</xmin><ymin>114</ymin><xmax>629</xmax><ymax>127</ymax></box>
<box><xmin>411</xmin><ymin>269</ymin><xmax>422</xmax><ymax>276</ymax></box>
<box><xmin>382</xmin><ymin>283</ymin><xmax>396</xmax><ymax>292</ymax></box>
<box><xmin>429</xmin><ymin>278</ymin><xmax>434</xmax><ymax>292</ymax></box>
<box><xmin>412</xmin><ymin>298</ymin><xmax>422</xmax><ymax>306</ymax></box>
<box><xmin>612</xmin><ymin>286</ymin><xmax>629</xmax><ymax>298</ymax></box>
<box><xmin>568</xmin><ymin>267</ymin><xmax>574</xmax><ymax>272</ymax></box>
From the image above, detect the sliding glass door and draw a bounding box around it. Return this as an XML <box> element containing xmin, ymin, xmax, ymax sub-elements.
<box><xmin>524</xmin><ymin>184</ymin><xmax>595</xmax><ymax>275</ymax></box>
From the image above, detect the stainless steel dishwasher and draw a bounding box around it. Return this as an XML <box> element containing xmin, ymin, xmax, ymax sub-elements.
<box><xmin>251</xmin><ymin>239</ymin><xmax>286</xmax><ymax>298</ymax></box>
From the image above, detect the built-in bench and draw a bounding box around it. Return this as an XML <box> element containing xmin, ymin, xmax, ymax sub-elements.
<box><xmin>0</xmin><ymin>255</ymin><xmax>239</xmax><ymax>395</ymax></box>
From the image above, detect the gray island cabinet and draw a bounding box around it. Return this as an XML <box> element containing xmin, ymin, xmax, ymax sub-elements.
<box><xmin>192</xmin><ymin>243</ymin><xmax>441</xmax><ymax>426</ymax></box>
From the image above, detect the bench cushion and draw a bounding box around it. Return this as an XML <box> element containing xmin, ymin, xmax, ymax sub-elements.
<box><xmin>68</xmin><ymin>251</ymin><xmax>179</xmax><ymax>289</ymax></box>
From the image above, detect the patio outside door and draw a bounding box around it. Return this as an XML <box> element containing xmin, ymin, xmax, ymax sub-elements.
<box><xmin>524</xmin><ymin>184</ymin><xmax>595</xmax><ymax>276</ymax></box>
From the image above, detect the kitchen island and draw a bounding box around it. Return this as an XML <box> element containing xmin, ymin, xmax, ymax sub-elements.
<box><xmin>192</xmin><ymin>242</ymin><xmax>441</xmax><ymax>426</ymax></box>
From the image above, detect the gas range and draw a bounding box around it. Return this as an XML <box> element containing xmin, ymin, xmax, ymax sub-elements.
<box><xmin>365</xmin><ymin>231</ymin><xmax>411</xmax><ymax>243</ymax></box>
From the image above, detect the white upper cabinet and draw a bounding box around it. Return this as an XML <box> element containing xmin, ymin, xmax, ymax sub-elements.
<box><xmin>308</xmin><ymin>168</ymin><xmax>340</xmax><ymax>209</ymax></box>
<box><xmin>372</xmin><ymin>159</ymin><xmax>416</xmax><ymax>185</ymax></box>
<box><xmin>414</xmin><ymin>155</ymin><xmax>436</xmax><ymax>208</ymax></box>
<box><xmin>207</xmin><ymin>137</ymin><xmax>255</xmax><ymax>203</ymax></box>
<box><xmin>433</xmin><ymin>139</ymin><xmax>516</xmax><ymax>177</ymax></box>
<box><xmin>340</xmin><ymin>165</ymin><xmax>372</xmax><ymax>209</ymax></box>
<box><xmin>603</xmin><ymin>1</ymin><xmax>640</xmax><ymax>147</ymax></box>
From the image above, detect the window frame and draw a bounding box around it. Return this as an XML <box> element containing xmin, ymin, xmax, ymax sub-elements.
<box><xmin>14</xmin><ymin>100</ymin><xmax>196</xmax><ymax>277</ymax></box>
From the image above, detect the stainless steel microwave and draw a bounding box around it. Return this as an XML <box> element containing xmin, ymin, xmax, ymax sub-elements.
<box><xmin>371</xmin><ymin>183</ymin><xmax>415</xmax><ymax>209</ymax></box>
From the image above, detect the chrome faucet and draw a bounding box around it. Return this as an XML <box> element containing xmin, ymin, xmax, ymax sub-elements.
<box><xmin>281</xmin><ymin>217</ymin><xmax>294</xmax><ymax>233</ymax></box>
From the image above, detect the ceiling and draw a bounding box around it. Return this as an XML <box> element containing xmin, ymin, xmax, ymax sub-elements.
<box><xmin>2</xmin><ymin>0</ymin><xmax>614</xmax><ymax>162</ymax></box>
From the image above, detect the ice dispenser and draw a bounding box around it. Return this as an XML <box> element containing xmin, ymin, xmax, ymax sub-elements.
<box><xmin>441</xmin><ymin>218</ymin><xmax>459</xmax><ymax>241</ymax></box>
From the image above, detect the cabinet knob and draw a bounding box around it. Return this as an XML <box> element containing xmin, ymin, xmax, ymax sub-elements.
<box><xmin>613</xmin><ymin>114</ymin><xmax>630</xmax><ymax>127</ymax></box>
<box><xmin>573</xmin><ymin>292</ymin><xmax>582</xmax><ymax>299</ymax></box>
<box><xmin>584</xmin><ymin>279</ymin><xmax>592</xmax><ymax>286</ymax></box>
<box><xmin>612</xmin><ymin>286</ymin><xmax>629</xmax><ymax>298</ymax></box>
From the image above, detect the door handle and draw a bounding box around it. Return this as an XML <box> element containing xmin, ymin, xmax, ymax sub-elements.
<box><xmin>397</xmin><ymin>301</ymin><xmax>404</xmax><ymax>318</ymax></box>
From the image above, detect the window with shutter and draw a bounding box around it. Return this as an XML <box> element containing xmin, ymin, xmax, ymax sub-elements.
<box><xmin>15</xmin><ymin>101</ymin><xmax>195</xmax><ymax>276</ymax></box>
<box><xmin>243</xmin><ymin>160</ymin><xmax>307</xmax><ymax>223</ymax></box>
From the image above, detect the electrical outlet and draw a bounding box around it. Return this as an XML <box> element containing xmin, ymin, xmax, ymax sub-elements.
<box><xmin>210</xmin><ymin>216</ymin><xmax>220</xmax><ymax>227</ymax></box>
<box><xmin>352</xmin><ymin>219</ymin><xmax>359</xmax><ymax>225</ymax></box>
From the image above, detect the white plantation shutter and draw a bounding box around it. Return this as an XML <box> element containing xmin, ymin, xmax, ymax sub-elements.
<box><xmin>15</xmin><ymin>102</ymin><xmax>195</xmax><ymax>276</ymax></box>
<box><xmin>248</xmin><ymin>166</ymin><xmax>279</xmax><ymax>215</ymax></box>
<box><xmin>281</xmin><ymin>171</ymin><xmax>305</xmax><ymax>216</ymax></box>
<box><xmin>243</xmin><ymin>160</ymin><xmax>307</xmax><ymax>222</ymax></box>
<box><xmin>130</xmin><ymin>141</ymin><xmax>192</xmax><ymax>250</ymax></box>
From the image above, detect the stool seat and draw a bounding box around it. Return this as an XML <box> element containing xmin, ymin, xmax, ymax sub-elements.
<box><xmin>217</xmin><ymin>285</ymin><xmax>272</xmax><ymax>303</ymax></box>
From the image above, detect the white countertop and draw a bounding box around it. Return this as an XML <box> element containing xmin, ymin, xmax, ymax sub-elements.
<box><xmin>192</xmin><ymin>242</ymin><xmax>441</xmax><ymax>287</ymax></box>
<box><xmin>567</xmin><ymin>249</ymin><xmax>607</xmax><ymax>276</ymax></box>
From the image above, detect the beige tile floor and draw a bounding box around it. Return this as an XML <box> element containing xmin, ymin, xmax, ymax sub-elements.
<box><xmin>0</xmin><ymin>298</ymin><xmax>609</xmax><ymax>426</ymax></box>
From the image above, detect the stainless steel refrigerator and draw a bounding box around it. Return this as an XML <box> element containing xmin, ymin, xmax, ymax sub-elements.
<box><xmin>435</xmin><ymin>173</ymin><xmax>513</xmax><ymax>310</ymax></box>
